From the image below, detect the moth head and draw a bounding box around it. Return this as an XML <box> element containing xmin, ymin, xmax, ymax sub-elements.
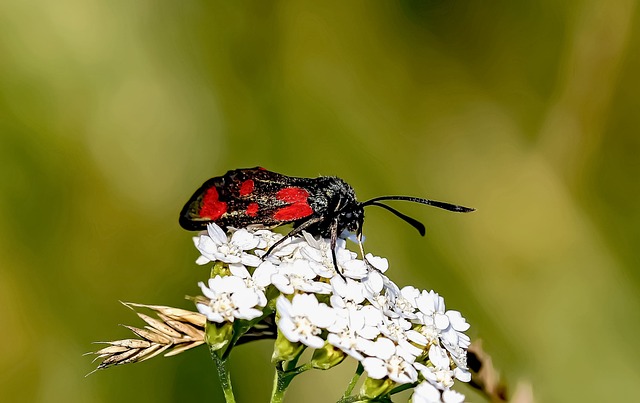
<box><xmin>337</xmin><ymin>205</ymin><xmax>365</xmax><ymax>234</ymax></box>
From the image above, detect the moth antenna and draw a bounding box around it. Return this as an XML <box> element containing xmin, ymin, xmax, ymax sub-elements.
<box><xmin>364</xmin><ymin>201</ymin><xmax>426</xmax><ymax>236</ymax></box>
<box><xmin>362</xmin><ymin>196</ymin><xmax>474</xmax><ymax>213</ymax></box>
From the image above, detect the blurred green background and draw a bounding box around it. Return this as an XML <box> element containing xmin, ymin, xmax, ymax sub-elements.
<box><xmin>1</xmin><ymin>1</ymin><xmax>639</xmax><ymax>402</ymax></box>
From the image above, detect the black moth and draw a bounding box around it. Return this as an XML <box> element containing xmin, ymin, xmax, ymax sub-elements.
<box><xmin>180</xmin><ymin>167</ymin><xmax>474</xmax><ymax>271</ymax></box>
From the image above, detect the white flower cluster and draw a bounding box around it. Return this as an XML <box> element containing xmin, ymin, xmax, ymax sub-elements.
<box><xmin>194</xmin><ymin>223</ymin><xmax>471</xmax><ymax>402</ymax></box>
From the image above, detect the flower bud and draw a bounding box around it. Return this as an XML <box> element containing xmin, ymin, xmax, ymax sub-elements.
<box><xmin>211</xmin><ymin>261</ymin><xmax>230</xmax><ymax>277</ymax></box>
<box><xmin>360</xmin><ymin>377</ymin><xmax>395</xmax><ymax>399</ymax></box>
<box><xmin>311</xmin><ymin>343</ymin><xmax>346</xmax><ymax>370</ymax></box>
<box><xmin>272</xmin><ymin>329</ymin><xmax>304</xmax><ymax>364</ymax></box>
<box><xmin>205</xmin><ymin>322</ymin><xmax>234</xmax><ymax>357</ymax></box>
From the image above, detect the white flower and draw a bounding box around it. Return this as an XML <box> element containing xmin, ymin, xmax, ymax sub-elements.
<box><xmin>412</xmin><ymin>382</ymin><xmax>442</xmax><ymax>403</ymax></box>
<box><xmin>249</xmin><ymin>261</ymin><xmax>279</xmax><ymax>287</ymax></box>
<box><xmin>251</xmin><ymin>229</ymin><xmax>303</xmax><ymax>262</ymax></box>
<box><xmin>363</xmin><ymin>272</ymin><xmax>401</xmax><ymax>317</ymax></box>
<box><xmin>298</xmin><ymin>232</ymin><xmax>365</xmax><ymax>279</ymax></box>
<box><xmin>355</xmin><ymin>305</ymin><xmax>384</xmax><ymax>339</ymax></box>
<box><xmin>442</xmin><ymin>389</ymin><xmax>466</xmax><ymax>403</ymax></box>
<box><xmin>378</xmin><ymin>315</ymin><xmax>411</xmax><ymax>341</ymax></box>
<box><xmin>415</xmin><ymin>290</ymin><xmax>449</xmax><ymax>328</ymax></box>
<box><xmin>453</xmin><ymin>366</ymin><xmax>471</xmax><ymax>383</ymax></box>
<box><xmin>365</xmin><ymin>253</ymin><xmax>388</xmax><ymax>273</ymax></box>
<box><xmin>417</xmin><ymin>322</ymin><xmax>441</xmax><ymax>346</ymax></box>
<box><xmin>325</xmin><ymin>302</ymin><xmax>385</xmax><ymax>359</ymax></box>
<box><xmin>227</xmin><ymin>262</ymin><xmax>276</xmax><ymax>307</ymax></box>
<box><xmin>190</xmin><ymin>224</ymin><xmax>473</xmax><ymax>394</ymax></box>
<box><xmin>444</xmin><ymin>311</ymin><xmax>470</xmax><ymax>333</ymax></box>
<box><xmin>393</xmin><ymin>285</ymin><xmax>420</xmax><ymax>320</ymax></box>
<box><xmin>363</xmin><ymin>270</ymin><xmax>385</xmax><ymax>295</ymax></box>
<box><xmin>416</xmin><ymin>345</ymin><xmax>456</xmax><ymax>390</ymax></box>
<box><xmin>326</xmin><ymin>308</ymin><xmax>367</xmax><ymax>361</ymax></box>
<box><xmin>330</xmin><ymin>276</ymin><xmax>366</xmax><ymax>308</ymax></box>
<box><xmin>361</xmin><ymin>338</ymin><xmax>418</xmax><ymax>384</ymax></box>
<box><xmin>271</xmin><ymin>259</ymin><xmax>332</xmax><ymax>295</ymax></box>
<box><xmin>276</xmin><ymin>294</ymin><xmax>336</xmax><ymax>349</ymax></box>
<box><xmin>377</xmin><ymin>316</ymin><xmax>423</xmax><ymax>358</ymax></box>
<box><xmin>196</xmin><ymin>275</ymin><xmax>266</xmax><ymax>323</ymax></box>
<box><xmin>444</xmin><ymin>344</ymin><xmax>470</xmax><ymax>382</ymax></box>
<box><xmin>411</xmin><ymin>382</ymin><xmax>466</xmax><ymax>403</ymax></box>
<box><xmin>440</xmin><ymin>311</ymin><xmax>471</xmax><ymax>351</ymax></box>
<box><xmin>251</xmin><ymin>229</ymin><xmax>285</xmax><ymax>250</ymax></box>
<box><xmin>194</xmin><ymin>223</ymin><xmax>262</xmax><ymax>267</ymax></box>
<box><xmin>327</xmin><ymin>328</ymin><xmax>365</xmax><ymax>361</ymax></box>
<box><xmin>415</xmin><ymin>290</ymin><xmax>471</xmax><ymax>354</ymax></box>
<box><xmin>415</xmin><ymin>291</ymin><xmax>451</xmax><ymax>343</ymax></box>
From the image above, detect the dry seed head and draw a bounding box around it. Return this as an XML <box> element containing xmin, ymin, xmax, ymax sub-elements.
<box><xmin>87</xmin><ymin>303</ymin><xmax>206</xmax><ymax>375</ymax></box>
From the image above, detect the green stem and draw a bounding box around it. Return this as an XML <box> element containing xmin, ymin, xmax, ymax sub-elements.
<box><xmin>336</xmin><ymin>395</ymin><xmax>369</xmax><ymax>403</ymax></box>
<box><xmin>343</xmin><ymin>362</ymin><xmax>365</xmax><ymax>397</ymax></box>
<box><xmin>290</xmin><ymin>362</ymin><xmax>313</xmax><ymax>376</ymax></box>
<box><xmin>211</xmin><ymin>349</ymin><xmax>235</xmax><ymax>403</ymax></box>
<box><xmin>270</xmin><ymin>362</ymin><xmax>313</xmax><ymax>403</ymax></box>
<box><xmin>284</xmin><ymin>346</ymin><xmax>306</xmax><ymax>372</ymax></box>
<box><xmin>270</xmin><ymin>365</ymin><xmax>292</xmax><ymax>403</ymax></box>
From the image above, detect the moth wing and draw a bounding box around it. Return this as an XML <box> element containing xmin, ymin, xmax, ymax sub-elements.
<box><xmin>179</xmin><ymin>167</ymin><xmax>316</xmax><ymax>231</ymax></box>
<box><xmin>179</xmin><ymin>175</ymin><xmax>229</xmax><ymax>230</ymax></box>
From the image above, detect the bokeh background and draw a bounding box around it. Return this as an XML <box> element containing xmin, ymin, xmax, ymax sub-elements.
<box><xmin>1</xmin><ymin>1</ymin><xmax>639</xmax><ymax>402</ymax></box>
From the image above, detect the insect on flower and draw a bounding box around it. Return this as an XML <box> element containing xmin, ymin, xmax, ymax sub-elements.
<box><xmin>179</xmin><ymin>167</ymin><xmax>474</xmax><ymax>270</ymax></box>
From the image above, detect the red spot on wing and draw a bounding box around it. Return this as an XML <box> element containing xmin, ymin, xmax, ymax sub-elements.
<box><xmin>239</xmin><ymin>179</ymin><xmax>254</xmax><ymax>196</ymax></box>
<box><xmin>246</xmin><ymin>202</ymin><xmax>259</xmax><ymax>217</ymax></box>
<box><xmin>274</xmin><ymin>187</ymin><xmax>313</xmax><ymax>220</ymax></box>
<box><xmin>276</xmin><ymin>187</ymin><xmax>309</xmax><ymax>203</ymax></box>
<box><xmin>199</xmin><ymin>187</ymin><xmax>228</xmax><ymax>220</ymax></box>
<box><xmin>274</xmin><ymin>204</ymin><xmax>313</xmax><ymax>220</ymax></box>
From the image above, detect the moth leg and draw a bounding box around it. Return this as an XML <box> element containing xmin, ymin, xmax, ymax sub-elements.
<box><xmin>329</xmin><ymin>218</ymin><xmax>346</xmax><ymax>280</ymax></box>
<box><xmin>263</xmin><ymin>216</ymin><xmax>324</xmax><ymax>258</ymax></box>
<box><xmin>355</xmin><ymin>226</ymin><xmax>377</xmax><ymax>273</ymax></box>
<box><xmin>357</xmin><ymin>231</ymin><xmax>368</xmax><ymax>265</ymax></box>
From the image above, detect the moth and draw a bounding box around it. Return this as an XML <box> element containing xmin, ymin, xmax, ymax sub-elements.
<box><xmin>180</xmin><ymin>167</ymin><xmax>473</xmax><ymax>269</ymax></box>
